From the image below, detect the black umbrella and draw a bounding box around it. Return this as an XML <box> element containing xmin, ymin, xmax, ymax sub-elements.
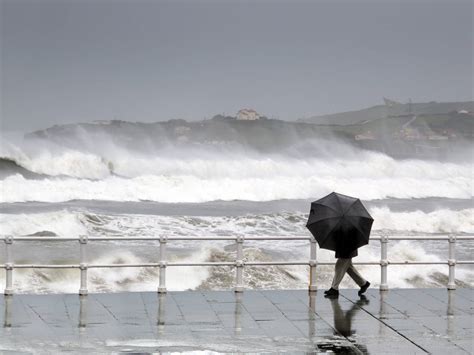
<box><xmin>306</xmin><ymin>192</ymin><xmax>373</xmax><ymax>257</ymax></box>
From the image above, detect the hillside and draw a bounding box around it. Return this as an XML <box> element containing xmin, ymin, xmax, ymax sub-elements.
<box><xmin>27</xmin><ymin>108</ymin><xmax>472</xmax><ymax>161</ymax></box>
<box><xmin>299</xmin><ymin>100</ymin><xmax>474</xmax><ymax>125</ymax></box>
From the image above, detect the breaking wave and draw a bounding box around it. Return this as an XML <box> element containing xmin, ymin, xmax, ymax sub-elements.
<box><xmin>1</xmin><ymin>125</ymin><xmax>472</xmax><ymax>294</ymax></box>
<box><xmin>0</xmin><ymin>157</ymin><xmax>47</xmax><ymax>179</ymax></box>
<box><xmin>1</xmin><ymin>131</ymin><xmax>472</xmax><ymax>203</ymax></box>
<box><xmin>1</xmin><ymin>152</ymin><xmax>472</xmax><ymax>203</ymax></box>
<box><xmin>0</xmin><ymin>152</ymin><xmax>112</xmax><ymax>180</ymax></box>
<box><xmin>0</xmin><ymin>240</ymin><xmax>472</xmax><ymax>294</ymax></box>
<box><xmin>1</xmin><ymin>207</ymin><xmax>473</xmax><ymax>238</ymax></box>
<box><xmin>0</xmin><ymin>207</ymin><xmax>472</xmax><ymax>294</ymax></box>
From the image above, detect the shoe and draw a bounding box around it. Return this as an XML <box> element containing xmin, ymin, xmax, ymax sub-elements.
<box><xmin>324</xmin><ymin>288</ymin><xmax>339</xmax><ymax>298</ymax></box>
<box><xmin>358</xmin><ymin>281</ymin><xmax>370</xmax><ymax>296</ymax></box>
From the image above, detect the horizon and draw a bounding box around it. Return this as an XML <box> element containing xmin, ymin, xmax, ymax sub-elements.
<box><xmin>5</xmin><ymin>97</ymin><xmax>474</xmax><ymax>135</ymax></box>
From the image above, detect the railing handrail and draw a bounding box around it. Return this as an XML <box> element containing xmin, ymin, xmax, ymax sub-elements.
<box><xmin>5</xmin><ymin>260</ymin><xmax>474</xmax><ymax>268</ymax></box>
<box><xmin>4</xmin><ymin>234</ymin><xmax>474</xmax><ymax>241</ymax></box>
<box><xmin>2</xmin><ymin>234</ymin><xmax>473</xmax><ymax>295</ymax></box>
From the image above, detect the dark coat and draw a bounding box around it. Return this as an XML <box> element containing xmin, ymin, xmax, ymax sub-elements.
<box><xmin>335</xmin><ymin>248</ymin><xmax>358</xmax><ymax>259</ymax></box>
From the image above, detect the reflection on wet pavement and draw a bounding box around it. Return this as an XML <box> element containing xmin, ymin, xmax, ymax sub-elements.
<box><xmin>1</xmin><ymin>289</ymin><xmax>472</xmax><ymax>353</ymax></box>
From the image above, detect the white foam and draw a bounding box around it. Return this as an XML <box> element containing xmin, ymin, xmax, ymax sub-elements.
<box><xmin>1</xmin><ymin>164</ymin><xmax>471</xmax><ymax>203</ymax></box>
<box><xmin>288</xmin><ymin>240</ymin><xmax>474</xmax><ymax>289</ymax></box>
<box><xmin>0</xmin><ymin>248</ymin><xmax>211</xmax><ymax>294</ymax></box>
<box><xmin>371</xmin><ymin>207</ymin><xmax>474</xmax><ymax>233</ymax></box>
<box><xmin>0</xmin><ymin>211</ymin><xmax>88</xmax><ymax>237</ymax></box>
<box><xmin>1</xmin><ymin>137</ymin><xmax>472</xmax><ymax>203</ymax></box>
<box><xmin>2</xmin><ymin>207</ymin><xmax>472</xmax><ymax>239</ymax></box>
<box><xmin>3</xmin><ymin>241</ymin><xmax>470</xmax><ymax>294</ymax></box>
<box><xmin>88</xmin><ymin>248</ymin><xmax>210</xmax><ymax>292</ymax></box>
<box><xmin>1</xmin><ymin>208</ymin><xmax>472</xmax><ymax>293</ymax></box>
<box><xmin>1</xmin><ymin>141</ymin><xmax>111</xmax><ymax>179</ymax></box>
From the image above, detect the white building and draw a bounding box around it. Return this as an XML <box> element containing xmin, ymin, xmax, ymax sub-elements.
<box><xmin>236</xmin><ymin>109</ymin><xmax>261</xmax><ymax>121</ymax></box>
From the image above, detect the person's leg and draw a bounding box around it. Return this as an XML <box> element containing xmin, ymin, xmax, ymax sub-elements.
<box><xmin>346</xmin><ymin>261</ymin><xmax>366</xmax><ymax>287</ymax></box>
<box><xmin>331</xmin><ymin>258</ymin><xmax>351</xmax><ymax>290</ymax></box>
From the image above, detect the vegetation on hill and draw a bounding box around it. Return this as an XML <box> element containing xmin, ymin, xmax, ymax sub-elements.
<box><xmin>27</xmin><ymin>103</ymin><xmax>473</xmax><ymax>160</ymax></box>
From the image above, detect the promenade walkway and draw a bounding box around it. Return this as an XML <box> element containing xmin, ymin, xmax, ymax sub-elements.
<box><xmin>0</xmin><ymin>288</ymin><xmax>472</xmax><ymax>354</ymax></box>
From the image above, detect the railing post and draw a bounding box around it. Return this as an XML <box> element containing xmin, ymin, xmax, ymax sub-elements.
<box><xmin>380</xmin><ymin>235</ymin><xmax>389</xmax><ymax>291</ymax></box>
<box><xmin>4</xmin><ymin>292</ymin><xmax>12</xmax><ymax>328</ymax></box>
<box><xmin>4</xmin><ymin>235</ymin><xmax>13</xmax><ymax>296</ymax></box>
<box><xmin>309</xmin><ymin>238</ymin><xmax>317</xmax><ymax>292</ymax></box>
<box><xmin>79</xmin><ymin>295</ymin><xmax>87</xmax><ymax>328</ymax></box>
<box><xmin>234</xmin><ymin>292</ymin><xmax>243</xmax><ymax>334</ymax></box>
<box><xmin>79</xmin><ymin>235</ymin><xmax>88</xmax><ymax>295</ymax></box>
<box><xmin>234</xmin><ymin>236</ymin><xmax>244</xmax><ymax>292</ymax></box>
<box><xmin>447</xmin><ymin>234</ymin><xmax>456</xmax><ymax>290</ymax></box>
<box><xmin>308</xmin><ymin>291</ymin><xmax>316</xmax><ymax>338</ymax></box>
<box><xmin>158</xmin><ymin>236</ymin><xmax>167</xmax><ymax>294</ymax></box>
<box><xmin>157</xmin><ymin>293</ymin><xmax>166</xmax><ymax>331</ymax></box>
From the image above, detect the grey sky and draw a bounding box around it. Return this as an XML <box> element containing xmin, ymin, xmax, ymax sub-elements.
<box><xmin>1</xmin><ymin>0</ymin><xmax>472</xmax><ymax>132</ymax></box>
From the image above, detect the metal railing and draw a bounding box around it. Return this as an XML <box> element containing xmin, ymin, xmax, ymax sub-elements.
<box><xmin>1</xmin><ymin>234</ymin><xmax>473</xmax><ymax>295</ymax></box>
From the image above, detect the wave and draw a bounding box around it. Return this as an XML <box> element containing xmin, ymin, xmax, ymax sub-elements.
<box><xmin>0</xmin><ymin>210</ymin><xmax>88</xmax><ymax>237</ymax></box>
<box><xmin>1</xmin><ymin>131</ymin><xmax>472</xmax><ymax>203</ymax></box>
<box><xmin>3</xmin><ymin>128</ymin><xmax>472</xmax><ymax>178</ymax></box>
<box><xmin>2</xmin><ymin>133</ymin><xmax>472</xmax><ymax>203</ymax></box>
<box><xmin>1</xmin><ymin>164</ymin><xmax>471</xmax><ymax>203</ymax></box>
<box><xmin>0</xmin><ymin>153</ymin><xmax>113</xmax><ymax>180</ymax></box>
<box><xmin>1</xmin><ymin>208</ymin><xmax>472</xmax><ymax>294</ymax></box>
<box><xmin>2</xmin><ymin>207</ymin><xmax>473</xmax><ymax>239</ymax></box>
<box><xmin>0</xmin><ymin>157</ymin><xmax>47</xmax><ymax>179</ymax></box>
<box><xmin>2</xmin><ymin>134</ymin><xmax>380</xmax><ymax>180</ymax></box>
<box><xmin>0</xmin><ymin>241</ymin><xmax>471</xmax><ymax>295</ymax></box>
<box><xmin>370</xmin><ymin>207</ymin><xmax>474</xmax><ymax>234</ymax></box>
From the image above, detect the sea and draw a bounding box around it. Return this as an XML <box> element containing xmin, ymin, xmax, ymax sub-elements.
<box><xmin>0</xmin><ymin>123</ymin><xmax>472</xmax><ymax>294</ymax></box>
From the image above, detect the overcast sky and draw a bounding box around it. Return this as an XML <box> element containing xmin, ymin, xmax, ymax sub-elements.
<box><xmin>1</xmin><ymin>0</ymin><xmax>472</xmax><ymax>132</ymax></box>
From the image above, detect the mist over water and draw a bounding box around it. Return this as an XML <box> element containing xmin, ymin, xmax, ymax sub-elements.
<box><xmin>1</xmin><ymin>127</ymin><xmax>471</xmax><ymax>203</ymax></box>
<box><xmin>0</xmin><ymin>123</ymin><xmax>472</xmax><ymax>293</ymax></box>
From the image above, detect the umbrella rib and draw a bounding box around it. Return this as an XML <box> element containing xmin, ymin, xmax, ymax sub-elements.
<box><xmin>307</xmin><ymin>216</ymin><xmax>342</xmax><ymax>226</ymax></box>
<box><xmin>345</xmin><ymin>199</ymin><xmax>372</xmax><ymax>218</ymax></box>
<box><xmin>344</xmin><ymin>217</ymin><xmax>372</xmax><ymax>239</ymax></box>
<box><xmin>344</xmin><ymin>214</ymin><xmax>374</xmax><ymax>222</ymax></box>
<box><xmin>335</xmin><ymin>195</ymin><xmax>345</xmax><ymax>213</ymax></box>
<box><xmin>343</xmin><ymin>199</ymin><xmax>359</xmax><ymax>214</ymax></box>
<box><xmin>311</xmin><ymin>202</ymin><xmax>341</xmax><ymax>215</ymax></box>
<box><xmin>318</xmin><ymin>218</ymin><xmax>343</xmax><ymax>247</ymax></box>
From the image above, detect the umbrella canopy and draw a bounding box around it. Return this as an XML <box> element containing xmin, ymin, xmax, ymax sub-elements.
<box><xmin>306</xmin><ymin>192</ymin><xmax>373</xmax><ymax>257</ymax></box>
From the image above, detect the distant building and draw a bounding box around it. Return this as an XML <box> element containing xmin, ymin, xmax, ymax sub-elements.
<box><xmin>236</xmin><ymin>109</ymin><xmax>261</xmax><ymax>121</ymax></box>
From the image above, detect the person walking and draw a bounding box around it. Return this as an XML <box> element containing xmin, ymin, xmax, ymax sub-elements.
<box><xmin>324</xmin><ymin>248</ymin><xmax>370</xmax><ymax>298</ymax></box>
<box><xmin>306</xmin><ymin>192</ymin><xmax>373</xmax><ymax>299</ymax></box>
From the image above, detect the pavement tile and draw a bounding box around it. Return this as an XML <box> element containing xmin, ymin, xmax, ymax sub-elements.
<box><xmin>0</xmin><ymin>288</ymin><xmax>471</xmax><ymax>353</ymax></box>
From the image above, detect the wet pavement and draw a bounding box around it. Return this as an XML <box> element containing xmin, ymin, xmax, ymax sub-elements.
<box><xmin>0</xmin><ymin>289</ymin><xmax>472</xmax><ymax>354</ymax></box>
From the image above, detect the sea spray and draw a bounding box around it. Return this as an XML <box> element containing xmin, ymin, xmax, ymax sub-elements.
<box><xmin>1</xmin><ymin>171</ymin><xmax>471</xmax><ymax>203</ymax></box>
<box><xmin>2</xmin><ymin>208</ymin><xmax>473</xmax><ymax>238</ymax></box>
<box><xmin>1</xmin><ymin>128</ymin><xmax>472</xmax><ymax>294</ymax></box>
<box><xmin>1</xmin><ymin>240</ymin><xmax>470</xmax><ymax>293</ymax></box>
<box><xmin>0</xmin><ymin>209</ymin><xmax>472</xmax><ymax>293</ymax></box>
